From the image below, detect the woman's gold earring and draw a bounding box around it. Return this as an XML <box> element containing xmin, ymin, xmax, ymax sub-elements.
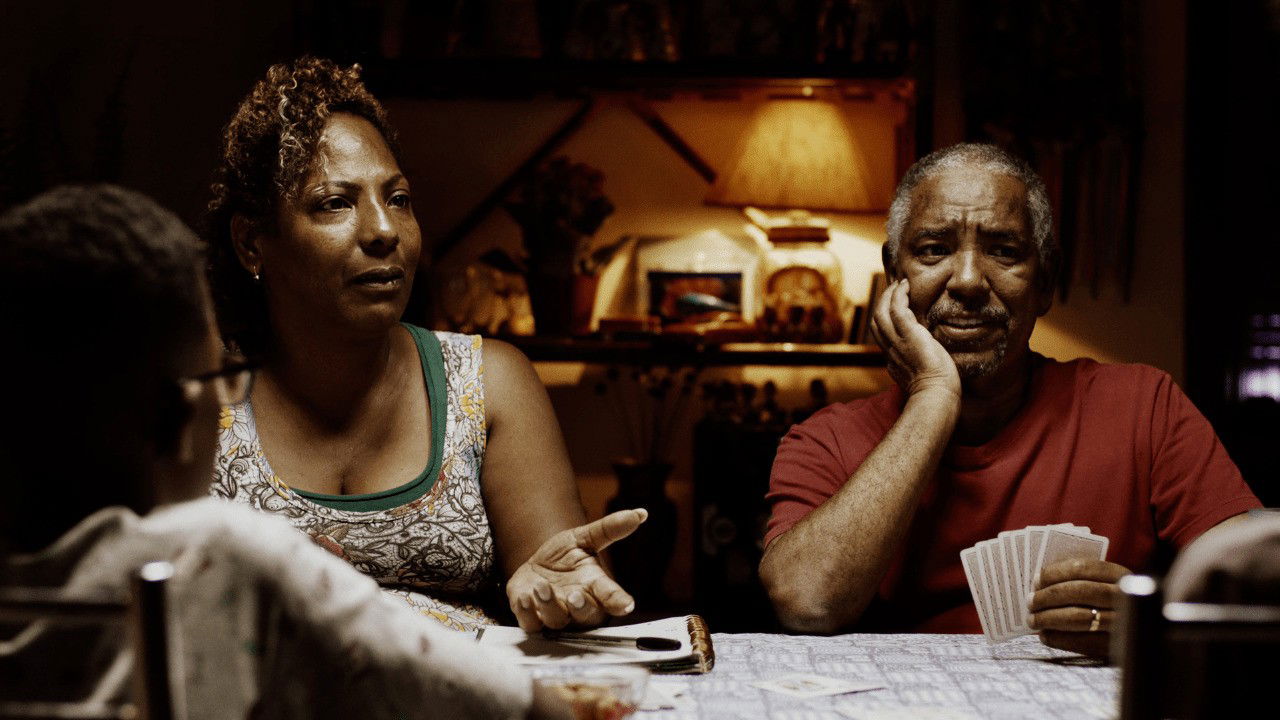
<box><xmin>252</xmin><ymin>268</ymin><xmax>261</xmax><ymax>282</ymax></box>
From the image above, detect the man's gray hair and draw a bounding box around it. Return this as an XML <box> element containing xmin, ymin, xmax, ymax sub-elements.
<box><xmin>884</xmin><ymin>143</ymin><xmax>1058</xmax><ymax>284</ymax></box>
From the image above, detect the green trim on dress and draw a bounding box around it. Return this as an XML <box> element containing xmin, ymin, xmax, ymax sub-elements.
<box><xmin>293</xmin><ymin>323</ymin><xmax>446</xmax><ymax>512</ymax></box>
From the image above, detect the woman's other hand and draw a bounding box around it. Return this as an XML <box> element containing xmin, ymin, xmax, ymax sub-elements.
<box><xmin>507</xmin><ymin>508</ymin><xmax>647</xmax><ymax>632</ymax></box>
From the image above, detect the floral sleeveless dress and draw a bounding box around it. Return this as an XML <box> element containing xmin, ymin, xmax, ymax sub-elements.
<box><xmin>209</xmin><ymin>328</ymin><xmax>499</xmax><ymax>631</ymax></box>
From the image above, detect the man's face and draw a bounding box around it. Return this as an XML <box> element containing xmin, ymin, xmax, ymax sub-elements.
<box><xmin>890</xmin><ymin>165</ymin><xmax>1052</xmax><ymax>380</ymax></box>
<box><xmin>152</xmin><ymin>280</ymin><xmax>225</xmax><ymax>507</ymax></box>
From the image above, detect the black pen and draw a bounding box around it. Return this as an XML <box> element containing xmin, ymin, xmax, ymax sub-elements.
<box><xmin>540</xmin><ymin>630</ymin><xmax>682</xmax><ymax>651</ymax></box>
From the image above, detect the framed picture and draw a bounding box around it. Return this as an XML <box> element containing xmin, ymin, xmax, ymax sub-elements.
<box><xmin>646</xmin><ymin>271</ymin><xmax>743</xmax><ymax>325</ymax></box>
<box><xmin>631</xmin><ymin>231</ymin><xmax>763</xmax><ymax>324</ymax></box>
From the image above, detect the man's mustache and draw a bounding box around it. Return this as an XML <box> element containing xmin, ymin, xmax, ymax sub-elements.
<box><xmin>925</xmin><ymin>303</ymin><xmax>1010</xmax><ymax>328</ymax></box>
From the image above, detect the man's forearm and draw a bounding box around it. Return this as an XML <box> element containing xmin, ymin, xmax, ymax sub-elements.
<box><xmin>761</xmin><ymin>388</ymin><xmax>958</xmax><ymax>632</ymax></box>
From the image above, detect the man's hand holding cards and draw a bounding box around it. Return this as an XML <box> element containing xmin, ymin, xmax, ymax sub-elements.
<box><xmin>961</xmin><ymin>524</ymin><xmax>1129</xmax><ymax>656</ymax></box>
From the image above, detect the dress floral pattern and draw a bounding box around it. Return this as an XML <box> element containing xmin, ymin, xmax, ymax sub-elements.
<box><xmin>210</xmin><ymin>331</ymin><xmax>498</xmax><ymax>631</ymax></box>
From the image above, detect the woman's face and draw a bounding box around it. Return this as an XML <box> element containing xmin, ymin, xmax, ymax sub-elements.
<box><xmin>260</xmin><ymin>112</ymin><xmax>421</xmax><ymax>339</ymax></box>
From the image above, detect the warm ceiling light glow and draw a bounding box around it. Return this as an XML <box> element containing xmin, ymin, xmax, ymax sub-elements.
<box><xmin>706</xmin><ymin>99</ymin><xmax>879</xmax><ymax>213</ymax></box>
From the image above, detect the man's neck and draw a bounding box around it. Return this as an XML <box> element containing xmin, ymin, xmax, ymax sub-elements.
<box><xmin>952</xmin><ymin>352</ymin><xmax>1036</xmax><ymax>446</ymax></box>
<box><xmin>260</xmin><ymin>315</ymin><xmax>401</xmax><ymax>426</ymax></box>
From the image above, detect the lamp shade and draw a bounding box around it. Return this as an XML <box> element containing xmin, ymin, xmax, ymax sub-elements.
<box><xmin>706</xmin><ymin>99</ymin><xmax>880</xmax><ymax>213</ymax></box>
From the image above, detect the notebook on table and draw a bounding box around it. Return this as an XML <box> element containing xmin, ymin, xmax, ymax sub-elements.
<box><xmin>475</xmin><ymin>615</ymin><xmax>714</xmax><ymax>674</ymax></box>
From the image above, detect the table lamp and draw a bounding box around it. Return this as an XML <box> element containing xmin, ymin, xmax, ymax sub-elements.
<box><xmin>706</xmin><ymin>94</ymin><xmax>879</xmax><ymax>343</ymax></box>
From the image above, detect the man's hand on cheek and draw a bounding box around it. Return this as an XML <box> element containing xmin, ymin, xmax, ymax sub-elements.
<box><xmin>1028</xmin><ymin>558</ymin><xmax>1131</xmax><ymax>659</ymax></box>
<box><xmin>869</xmin><ymin>278</ymin><xmax>960</xmax><ymax>400</ymax></box>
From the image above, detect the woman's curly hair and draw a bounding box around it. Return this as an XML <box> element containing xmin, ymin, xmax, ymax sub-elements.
<box><xmin>205</xmin><ymin>56</ymin><xmax>401</xmax><ymax>356</ymax></box>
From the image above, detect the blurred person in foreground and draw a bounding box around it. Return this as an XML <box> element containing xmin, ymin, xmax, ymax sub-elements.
<box><xmin>205</xmin><ymin>56</ymin><xmax>638</xmax><ymax>633</ymax></box>
<box><xmin>760</xmin><ymin>143</ymin><xmax>1259</xmax><ymax>657</ymax></box>
<box><xmin>0</xmin><ymin>185</ymin><xmax>601</xmax><ymax>719</ymax></box>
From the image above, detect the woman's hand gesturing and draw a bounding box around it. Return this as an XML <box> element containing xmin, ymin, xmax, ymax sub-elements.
<box><xmin>506</xmin><ymin>508</ymin><xmax>648</xmax><ymax>631</ymax></box>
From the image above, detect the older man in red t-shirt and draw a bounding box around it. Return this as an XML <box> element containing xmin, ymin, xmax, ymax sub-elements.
<box><xmin>759</xmin><ymin>143</ymin><xmax>1259</xmax><ymax>657</ymax></box>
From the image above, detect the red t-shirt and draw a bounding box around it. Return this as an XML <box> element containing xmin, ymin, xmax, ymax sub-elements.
<box><xmin>765</xmin><ymin>355</ymin><xmax>1260</xmax><ymax>633</ymax></box>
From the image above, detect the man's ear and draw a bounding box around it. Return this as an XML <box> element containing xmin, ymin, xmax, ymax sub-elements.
<box><xmin>882</xmin><ymin>243</ymin><xmax>900</xmax><ymax>282</ymax></box>
<box><xmin>1035</xmin><ymin>251</ymin><xmax>1060</xmax><ymax>317</ymax></box>
<box><xmin>231</xmin><ymin>214</ymin><xmax>262</xmax><ymax>275</ymax></box>
<box><xmin>1036</xmin><ymin>285</ymin><xmax>1054</xmax><ymax>317</ymax></box>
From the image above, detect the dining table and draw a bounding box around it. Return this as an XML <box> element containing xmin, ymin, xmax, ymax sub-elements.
<box><xmin>641</xmin><ymin>632</ymin><xmax>1119</xmax><ymax>720</ymax></box>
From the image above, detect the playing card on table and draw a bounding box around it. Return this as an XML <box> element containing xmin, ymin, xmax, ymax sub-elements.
<box><xmin>836</xmin><ymin>707</ymin><xmax>980</xmax><ymax>720</ymax></box>
<box><xmin>750</xmin><ymin>673</ymin><xmax>883</xmax><ymax>698</ymax></box>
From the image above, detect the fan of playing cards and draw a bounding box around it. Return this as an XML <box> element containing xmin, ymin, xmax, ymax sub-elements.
<box><xmin>960</xmin><ymin>524</ymin><xmax>1110</xmax><ymax>644</ymax></box>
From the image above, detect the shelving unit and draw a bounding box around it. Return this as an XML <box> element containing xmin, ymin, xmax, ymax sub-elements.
<box><xmin>506</xmin><ymin>336</ymin><xmax>884</xmax><ymax>367</ymax></box>
<box><xmin>366</xmin><ymin>57</ymin><xmax>913</xmax><ymax>98</ymax></box>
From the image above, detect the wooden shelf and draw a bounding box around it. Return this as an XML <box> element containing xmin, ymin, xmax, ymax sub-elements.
<box><xmin>366</xmin><ymin>58</ymin><xmax>913</xmax><ymax>99</ymax></box>
<box><xmin>505</xmin><ymin>336</ymin><xmax>884</xmax><ymax>367</ymax></box>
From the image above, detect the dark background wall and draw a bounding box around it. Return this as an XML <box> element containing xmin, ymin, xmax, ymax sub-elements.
<box><xmin>0</xmin><ymin>0</ymin><xmax>296</xmax><ymax>225</ymax></box>
<box><xmin>1186</xmin><ymin>0</ymin><xmax>1280</xmax><ymax>503</ymax></box>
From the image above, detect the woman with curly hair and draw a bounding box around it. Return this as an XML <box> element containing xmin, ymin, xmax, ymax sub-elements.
<box><xmin>207</xmin><ymin>56</ymin><xmax>643</xmax><ymax>633</ymax></box>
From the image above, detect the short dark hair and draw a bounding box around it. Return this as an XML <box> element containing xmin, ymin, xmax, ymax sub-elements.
<box><xmin>884</xmin><ymin>143</ymin><xmax>1058</xmax><ymax>288</ymax></box>
<box><xmin>0</xmin><ymin>185</ymin><xmax>207</xmax><ymax>552</ymax></box>
<box><xmin>206</xmin><ymin>56</ymin><xmax>399</xmax><ymax>356</ymax></box>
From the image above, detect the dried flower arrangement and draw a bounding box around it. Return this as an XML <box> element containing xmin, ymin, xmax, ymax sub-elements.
<box><xmin>594</xmin><ymin>364</ymin><xmax>700</xmax><ymax>465</ymax></box>
<box><xmin>505</xmin><ymin>156</ymin><xmax>616</xmax><ymax>273</ymax></box>
<box><xmin>505</xmin><ymin>156</ymin><xmax>617</xmax><ymax>335</ymax></box>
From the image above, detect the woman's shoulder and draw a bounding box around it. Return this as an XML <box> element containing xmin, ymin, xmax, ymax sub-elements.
<box><xmin>401</xmin><ymin>325</ymin><xmax>540</xmax><ymax>401</ymax></box>
<box><xmin>403</xmin><ymin>325</ymin><xmax>528</xmax><ymax>373</ymax></box>
<box><xmin>475</xmin><ymin>336</ymin><xmax>540</xmax><ymax>388</ymax></box>
<box><xmin>403</xmin><ymin>324</ymin><xmax>482</xmax><ymax>358</ymax></box>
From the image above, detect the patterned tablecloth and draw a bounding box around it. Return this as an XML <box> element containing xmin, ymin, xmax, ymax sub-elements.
<box><xmin>643</xmin><ymin>633</ymin><xmax>1118</xmax><ymax>720</ymax></box>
